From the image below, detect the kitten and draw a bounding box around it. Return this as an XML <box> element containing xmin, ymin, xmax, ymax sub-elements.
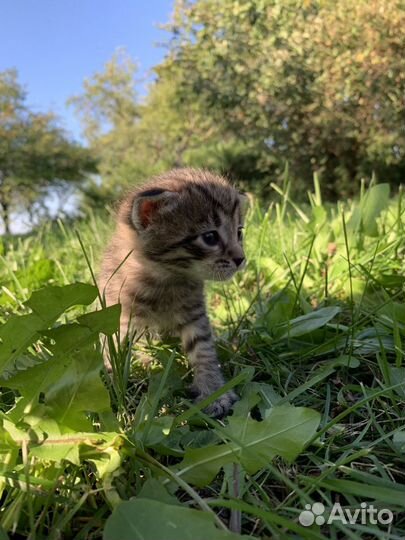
<box><xmin>99</xmin><ymin>168</ymin><xmax>246</xmax><ymax>417</ymax></box>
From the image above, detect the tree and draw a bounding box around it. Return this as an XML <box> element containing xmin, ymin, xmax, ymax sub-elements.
<box><xmin>69</xmin><ymin>50</ymin><xmax>144</xmax><ymax>197</ymax></box>
<box><xmin>69</xmin><ymin>2</ymin><xmax>405</xmax><ymax>200</ymax></box>
<box><xmin>159</xmin><ymin>0</ymin><xmax>405</xmax><ymax>196</ymax></box>
<box><xmin>0</xmin><ymin>69</ymin><xmax>94</xmax><ymax>234</ymax></box>
<box><xmin>70</xmin><ymin>49</ymin><xmax>231</xmax><ymax>198</ymax></box>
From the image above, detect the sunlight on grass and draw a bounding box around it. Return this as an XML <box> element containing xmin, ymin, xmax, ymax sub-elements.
<box><xmin>0</xmin><ymin>183</ymin><xmax>404</xmax><ymax>539</ymax></box>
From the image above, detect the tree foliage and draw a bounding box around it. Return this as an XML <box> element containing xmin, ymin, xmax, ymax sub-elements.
<box><xmin>0</xmin><ymin>69</ymin><xmax>94</xmax><ymax>234</ymax></box>
<box><xmin>68</xmin><ymin>50</ymin><xmax>141</xmax><ymax>191</ymax></box>
<box><xmin>159</xmin><ymin>0</ymin><xmax>405</xmax><ymax>196</ymax></box>
<box><xmin>71</xmin><ymin>1</ymin><xmax>405</xmax><ymax>199</ymax></box>
<box><xmin>70</xmin><ymin>50</ymin><xmax>233</xmax><ymax>200</ymax></box>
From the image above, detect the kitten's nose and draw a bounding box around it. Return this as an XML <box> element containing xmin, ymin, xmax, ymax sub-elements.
<box><xmin>233</xmin><ymin>257</ymin><xmax>245</xmax><ymax>267</ymax></box>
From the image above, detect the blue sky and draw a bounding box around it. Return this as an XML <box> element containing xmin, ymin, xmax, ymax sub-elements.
<box><xmin>1</xmin><ymin>0</ymin><xmax>174</xmax><ymax>140</ymax></box>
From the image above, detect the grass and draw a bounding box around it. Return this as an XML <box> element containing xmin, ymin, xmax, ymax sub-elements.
<box><xmin>0</xmin><ymin>180</ymin><xmax>405</xmax><ymax>539</ymax></box>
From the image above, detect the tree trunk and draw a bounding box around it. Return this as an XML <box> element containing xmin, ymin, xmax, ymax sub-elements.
<box><xmin>2</xmin><ymin>200</ymin><xmax>10</xmax><ymax>235</ymax></box>
<box><xmin>0</xmin><ymin>190</ymin><xmax>11</xmax><ymax>235</ymax></box>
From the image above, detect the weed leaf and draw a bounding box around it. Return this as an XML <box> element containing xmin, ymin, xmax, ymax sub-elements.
<box><xmin>278</xmin><ymin>306</ymin><xmax>341</xmax><ymax>339</ymax></box>
<box><xmin>103</xmin><ymin>498</ymin><xmax>250</xmax><ymax>540</ymax></box>
<box><xmin>174</xmin><ymin>405</ymin><xmax>320</xmax><ymax>486</ymax></box>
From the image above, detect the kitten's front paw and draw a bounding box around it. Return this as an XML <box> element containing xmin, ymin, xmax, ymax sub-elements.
<box><xmin>205</xmin><ymin>390</ymin><xmax>239</xmax><ymax>418</ymax></box>
<box><xmin>190</xmin><ymin>385</ymin><xmax>239</xmax><ymax>418</ymax></box>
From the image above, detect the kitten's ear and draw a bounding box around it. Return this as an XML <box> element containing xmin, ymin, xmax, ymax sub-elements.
<box><xmin>131</xmin><ymin>189</ymin><xmax>178</xmax><ymax>230</ymax></box>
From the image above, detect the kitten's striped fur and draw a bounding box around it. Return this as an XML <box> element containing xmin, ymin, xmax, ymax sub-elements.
<box><xmin>99</xmin><ymin>168</ymin><xmax>246</xmax><ymax>417</ymax></box>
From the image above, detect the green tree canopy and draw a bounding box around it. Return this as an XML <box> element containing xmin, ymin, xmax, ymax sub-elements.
<box><xmin>0</xmin><ymin>69</ymin><xmax>94</xmax><ymax>234</ymax></box>
<box><xmin>69</xmin><ymin>50</ymin><xmax>145</xmax><ymax>198</ymax></box>
<box><xmin>71</xmin><ymin>1</ymin><xmax>405</xmax><ymax>199</ymax></box>
<box><xmin>70</xmin><ymin>49</ymin><xmax>233</xmax><ymax>199</ymax></box>
<box><xmin>159</xmin><ymin>0</ymin><xmax>405</xmax><ymax>196</ymax></box>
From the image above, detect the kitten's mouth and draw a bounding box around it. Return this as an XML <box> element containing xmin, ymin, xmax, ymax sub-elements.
<box><xmin>209</xmin><ymin>261</ymin><xmax>240</xmax><ymax>281</ymax></box>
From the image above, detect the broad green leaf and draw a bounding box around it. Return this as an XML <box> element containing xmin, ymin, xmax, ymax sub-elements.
<box><xmin>360</xmin><ymin>183</ymin><xmax>390</xmax><ymax>237</ymax></box>
<box><xmin>278</xmin><ymin>306</ymin><xmax>341</xmax><ymax>339</ymax></box>
<box><xmin>0</xmin><ymin>283</ymin><xmax>98</xmax><ymax>374</ymax></box>
<box><xmin>103</xmin><ymin>498</ymin><xmax>250</xmax><ymax>540</ymax></box>
<box><xmin>178</xmin><ymin>426</ymin><xmax>218</xmax><ymax>451</ymax></box>
<box><xmin>77</xmin><ymin>304</ymin><xmax>121</xmax><ymax>335</ymax></box>
<box><xmin>353</xmin><ymin>327</ymin><xmax>395</xmax><ymax>355</ymax></box>
<box><xmin>212</xmin><ymin>498</ymin><xmax>326</xmax><ymax>540</ymax></box>
<box><xmin>3</xmin><ymin>415</ymin><xmax>123</xmax><ymax>478</ymax></box>
<box><xmin>2</xmin><ymin>359</ymin><xmax>69</xmax><ymax>423</ymax></box>
<box><xmin>138</xmin><ymin>478</ymin><xmax>180</xmax><ymax>506</ymax></box>
<box><xmin>233</xmin><ymin>382</ymin><xmax>281</xmax><ymax>418</ymax></box>
<box><xmin>4</xmin><ymin>344</ymin><xmax>109</xmax><ymax>430</ymax></box>
<box><xmin>44</xmin><ymin>346</ymin><xmax>110</xmax><ymax>430</ymax></box>
<box><xmin>2</xmin><ymin>300</ymin><xmax>112</xmax><ymax>428</ymax></box>
<box><xmin>0</xmin><ymin>312</ymin><xmax>44</xmax><ymax>372</ymax></box>
<box><xmin>174</xmin><ymin>405</ymin><xmax>320</xmax><ymax>486</ymax></box>
<box><xmin>348</xmin><ymin>184</ymin><xmax>390</xmax><ymax>237</ymax></box>
<box><xmin>43</xmin><ymin>305</ymin><xmax>119</xmax><ymax>356</ymax></box>
<box><xmin>25</xmin><ymin>283</ymin><xmax>97</xmax><ymax>322</ymax></box>
<box><xmin>134</xmin><ymin>416</ymin><xmax>175</xmax><ymax>447</ymax></box>
<box><xmin>1</xmin><ymin>353</ymin><xmax>43</xmax><ymax>379</ymax></box>
<box><xmin>79</xmin><ymin>432</ymin><xmax>124</xmax><ymax>477</ymax></box>
<box><xmin>330</xmin><ymin>355</ymin><xmax>360</xmax><ymax>368</ymax></box>
<box><xmin>43</xmin><ymin>323</ymin><xmax>96</xmax><ymax>354</ymax></box>
<box><xmin>30</xmin><ymin>437</ymin><xmax>81</xmax><ymax>464</ymax></box>
<box><xmin>33</xmin><ymin>432</ymin><xmax>124</xmax><ymax>478</ymax></box>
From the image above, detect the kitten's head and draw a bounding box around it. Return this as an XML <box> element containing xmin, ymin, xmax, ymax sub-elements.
<box><xmin>121</xmin><ymin>169</ymin><xmax>247</xmax><ymax>281</ymax></box>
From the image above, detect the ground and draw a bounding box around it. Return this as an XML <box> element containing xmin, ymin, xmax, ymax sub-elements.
<box><xmin>0</xmin><ymin>183</ymin><xmax>404</xmax><ymax>539</ymax></box>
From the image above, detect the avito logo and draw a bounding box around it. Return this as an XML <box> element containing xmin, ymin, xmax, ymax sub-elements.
<box><xmin>299</xmin><ymin>502</ymin><xmax>393</xmax><ymax>527</ymax></box>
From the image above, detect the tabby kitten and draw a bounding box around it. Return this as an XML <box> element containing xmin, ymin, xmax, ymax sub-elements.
<box><xmin>99</xmin><ymin>168</ymin><xmax>246</xmax><ymax>417</ymax></box>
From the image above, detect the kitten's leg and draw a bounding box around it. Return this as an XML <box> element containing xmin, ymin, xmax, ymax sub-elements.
<box><xmin>180</xmin><ymin>313</ymin><xmax>238</xmax><ymax>418</ymax></box>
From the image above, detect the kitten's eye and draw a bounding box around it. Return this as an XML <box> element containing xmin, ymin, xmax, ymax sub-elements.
<box><xmin>237</xmin><ymin>227</ymin><xmax>244</xmax><ymax>241</ymax></box>
<box><xmin>202</xmin><ymin>230</ymin><xmax>220</xmax><ymax>246</ymax></box>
